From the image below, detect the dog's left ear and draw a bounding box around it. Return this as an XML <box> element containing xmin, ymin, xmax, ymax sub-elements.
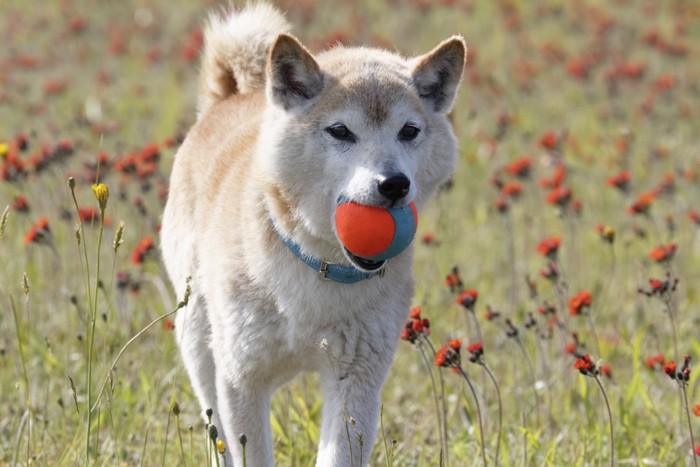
<box><xmin>267</xmin><ymin>34</ymin><xmax>324</xmax><ymax>110</ymax></box>
<box><xmin>412</xmin><ymin>36</ymin><xmax>466</xmax><ymax>114</ymax></box>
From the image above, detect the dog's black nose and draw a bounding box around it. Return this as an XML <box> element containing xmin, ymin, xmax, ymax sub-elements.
<box><xmin>378</xmin><ymin>174</ymin><xmax>410</xmax><ymax>201</ymax></box>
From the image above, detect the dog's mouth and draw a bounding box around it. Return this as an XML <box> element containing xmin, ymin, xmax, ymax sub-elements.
<box><xmin>344</xmin><ymin>248</ymin><xmax>386</xmax><ymax>271</ymax></box>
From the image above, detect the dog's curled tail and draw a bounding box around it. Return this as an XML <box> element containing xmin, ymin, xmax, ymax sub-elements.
<box><xmin>198</xmin><ymin>3</ymin><xmax>291</xmax><ymax>118</ymax></box>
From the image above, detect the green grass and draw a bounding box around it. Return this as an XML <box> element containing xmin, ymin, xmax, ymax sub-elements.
<box><xmin>2</xmin><ymin>0</ymin><xmax>700</xmax><ymax>465</ymax></box>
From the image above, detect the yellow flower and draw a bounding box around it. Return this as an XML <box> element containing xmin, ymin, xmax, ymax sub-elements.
<box><xmin>602</xmin><ymin>226</ymin><xmax>615</xmax><ymax>244</ymax></box>
<box><xmin>92</xmin><ymin>183</ymin><xmax>109</xmax><ymax>211</ymax></box>
<box><xmin>216</xmin><ymin>439</ymin><xmax>225</xmax><ymax>454</ymax></box>
<box><xmin>0</xmin><ymin>142</ymin><xmax>8</xmax><ymax>159</ymax></box>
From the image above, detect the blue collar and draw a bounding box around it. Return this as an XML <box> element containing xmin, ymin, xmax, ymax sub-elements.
<box><xmin>273</xmin><ymin>222</ymin><xmax>385</xmax><ymax>284</ymax></box>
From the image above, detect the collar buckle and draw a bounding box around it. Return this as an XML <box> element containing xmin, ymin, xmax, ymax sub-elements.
<box><xmin>318</xmin><ymin>259</ymin><xmax>333</xmax><ymax>281</ymax></box>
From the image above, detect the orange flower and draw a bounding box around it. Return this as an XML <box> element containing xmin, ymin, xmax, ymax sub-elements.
<box><xmin>131</xmin><ymin>236</ymin><xmax>154</xmax><ymax>265</ymax></box>
<box><xmin>546</xmin><ymin>186</ymin><xmax>572</xmax><ymax>207</ymax></box>
<box><xmin>24</xmin><ymin>217</ymin><xmax>50</xmax><ymax>245</ymax></box>
<box><xmin>607</xmin><ymin>170</ymin><xmax>630</xmax><ymax>191</ymax></box>
<box><xmin>505</xmin><ymin>156</ymin><xmax>532</xmax><ymax>178</ymax></box>
<box><xmin>539</xmin><ymin>164</ymin><xmax>567</xmax><ymax>189</ymax></box>
<box><xmin>456</xmin><ymin>289</ymin><xmax>478</xmax><ymax>309</ymax></box>
<box><xmin>568</xmin><ymin>290</ymin><xmax>592</xmax><ymax>316</ymax></box>
<box><xmin>648</xmin><ymin>243</ymin><xmax>677</xmax><ymax>263</ymax></box>
<box><xmin>663</xmin><ymin>361</ymin><xmax>677</xmax><ymax>379</ymax></box>
<box><xmin>574</xmin><ymin>354</ymin><xmax>595</xmax><ymax>375</ymax></box>
<box><xmin>539</xmin><ymin>131</ymin><xmax>558</xmax><ymax>149</ymax></box>
<box><xmin>434</xmin><ymin>339</ymin><xmax>462</xmax><ymax>368</ymax></box>
<box><xmin>467</xmin><ymin>341</ymin><xmax>484</xmax><ymax>363</ymax></box>
<box><xmin>645</xmin><ymin>354</ymin><xmax>665</xmax><ymax>369</ymax></box>
<box><xmin>409</xmin><ymin>306</ymin><xmax>422</xmax><ymax>320</ymax></box>
<box><xmin>11</xmin><ymin>195</ymin><xmax>29</xmax><ymax>212</ymax></box>
<box><xmin>690</xmin><ymin>210</ymin><xmax>700</xmax><ymax>226</ymax></box>
<box><xmin>444</xmin><ymin>267</ymin><xmax>463</xmax><ymax>292</ymax></box>
<box><xmin>536</xmin><ymin>236</ymin><xmax>561</xmax><ymax>258</ymax></box>
<box><xmin>501</xmin><ymin>181</ymin><xmax>523</xmax><ymax>198</ymax></box>
<box><xmin>627</xmin><ymin>192</ymin><xmax>655</xmax><ymax>215</ymax></box>
<box><xmin>693</xmin><ymin>404</ymin><xmax>700</xmax><ymax>417</ymax></box>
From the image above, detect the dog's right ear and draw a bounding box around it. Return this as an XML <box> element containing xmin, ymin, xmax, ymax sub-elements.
<box><xmin>267</xmin><ymin>34</ymin><xmax>324</xmax><ymax>110</ymax></box>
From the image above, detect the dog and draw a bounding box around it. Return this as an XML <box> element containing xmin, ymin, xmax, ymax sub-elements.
<box><xmin>160</xmin><ymin>3</ymin><xmax>465</xmax><ymax>465</ymax></box>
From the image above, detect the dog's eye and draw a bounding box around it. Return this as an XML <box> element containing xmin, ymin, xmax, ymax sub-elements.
<box><xmin>325</xmin><ymin>124</ymin><xmax>356</xmax><ymax>143</ymax></box>
<box><xmin>398</xmin><ymin>124</ymin><xmax>420</xmax><ymax>141</ymax></box>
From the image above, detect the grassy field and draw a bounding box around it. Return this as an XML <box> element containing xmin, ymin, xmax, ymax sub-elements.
<box><xmin>2</xmin><ymin>0</ymin><xmax>700</xmax><ymax>465</ymax></box>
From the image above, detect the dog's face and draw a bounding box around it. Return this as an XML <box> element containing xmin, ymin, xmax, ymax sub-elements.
<box><xmin>259</xmin><ymin>35</ymin><xmax>465</xmax><ymax>270</ymax></box>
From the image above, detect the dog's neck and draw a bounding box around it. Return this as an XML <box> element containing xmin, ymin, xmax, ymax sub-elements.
<box><xmin>260</xmin><ymin>190</ymin><xmax>386</xmax><ymax>283</ymax></box>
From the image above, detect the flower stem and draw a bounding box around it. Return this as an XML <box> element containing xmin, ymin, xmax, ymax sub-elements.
<box><xmin>482</xmin><ymin>363</ymin><xmax>502</xmax><ymax>466</ymax></box>
<box><xmin>681</xmin><ymin>385</ymin><xmax>698</xmax><ymax>467</ymax></box>
<box><xmin>85</xmin><ymin>209</ymin><xmax>104</xmax><ymax>462</ymax></box>
<box><xmin>456</xmin><ymin>365</ymin><xmax>487</xmax><ymax>466</ymax></box>
<box><xmin>514</xmin><ymin>336</ymin><xmax>541</xmax><ymax>426</ymax></box>
<box><xmin>418</xmin><ymin>340</ymin><xmax>448</xmax><ymax>467</ymax></box>
<box><xmin>593</xmin><ymin>375</ymin><xmax>614</xmax><ymax>467</ymax></box>
<box><xmin>425</xmin><ymin>337</ymin><xmax>450</xmax><ymax>463</ymax></box>
<box><xmin>664</xmin><ymin>298</ymin><xmax>680</xmax><ymax>363</ymax></box>
<box><xmin>585</xmin><ymin>312</ymin><xmax>602</xmax><ymax>358</ymax></box>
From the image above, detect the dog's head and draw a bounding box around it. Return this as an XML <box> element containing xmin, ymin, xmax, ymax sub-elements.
<box><xmin>259</xmin><ymin>34</ymin><xmax>466</xmax><ymax>271</ymax></box>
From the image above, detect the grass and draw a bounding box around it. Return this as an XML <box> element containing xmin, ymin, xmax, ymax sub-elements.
<box><xmin>2</xmin><ymin>0</ymin><xmax>700</xmax><ymax>465</ymax></box>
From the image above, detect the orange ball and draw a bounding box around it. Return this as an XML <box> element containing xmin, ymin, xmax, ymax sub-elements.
<box><xmin>335</xmin><ymin>199</ymin><xmax>417</xmax><ymax>261</ymax></box>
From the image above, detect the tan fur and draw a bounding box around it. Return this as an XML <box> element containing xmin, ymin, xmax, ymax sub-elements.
<box><xmin>161</xmin><ymin>4</ymin><xmax>466</xmax><ymax>466</ymax></box>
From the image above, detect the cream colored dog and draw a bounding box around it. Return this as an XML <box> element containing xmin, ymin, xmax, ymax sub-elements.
<box><xmin>160</xmin><ymin>3</ymin><xmax>465</xmax><ymax>465</ymax></box>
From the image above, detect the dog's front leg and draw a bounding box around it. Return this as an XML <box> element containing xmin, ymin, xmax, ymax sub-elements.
<box><xmin>316</xmin><ymin>365</ymin><xmax>387</xmax><ymax>467</ymax></box>
<box><xmin>215</xmin><ymin>375</ymin><xmax>274</xmax><ymax>467</ymax></box>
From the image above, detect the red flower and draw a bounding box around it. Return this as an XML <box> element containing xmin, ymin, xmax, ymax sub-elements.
<box><xmin>539</xmin><ymin>131</ymin><xmax>558</xmax><ymax>149</ymax></box>
<box><xmin>654</xmin><ymin>173</ymin><xmax>675</xmax><ymax>196</ymax></box>
<box><xmin>627</xmin><ymin>192</ymin><xmax>655</xmax><ymax>215</ymax></box>
<box><xmin>539</xmin><ymin>164</ymin><xmax>566</xmax><ymax>189</ymax></box>
<box><xmin>690</xmin><ymin>210</ymin><xmax>700</xmax><ymax>226</ymax></box>
<box><xmin>574</xmin><ymin>354</ymin><xmax>595</xmax><ymax>375</ymax></box>
<box><xmin>401</xmin><ymin>307</ymin><xmax>430</xmax><ymax>344</ymax></box>
<box><xmin>648</xmin><ymin>243</ymin><xmax>677</xmax><ymax>263</ymax></box>
<box><xmin>484</xmin><ymin>307</ymin><xmax>500</xmax><ymax>321</ymax></box>
<box><xmin>645</xmin><ymin>353</ymin><xmax>665</xmax><ymax>369</ymax></box>
<box><xmin>501</xmin><ymin>181</ymin><xmax>523</xmax><ymax>199</ymax></box>
<box><xmin>421</xmin><ymin>233</ymin><xmax>437</xmax><ymax>245</ymax></box>
<box><xmin>11</xmin><ymin>195</ymin><xmax>29</xmax><ymax>212</ymax></box>
<box><xmin>571</xmin><ymin>199</ymin><xmax>582</xmax><ymax>215</ymax></box>
<box><xmin>409</xmin><ymin>306</ymin><xmax>422</xmax><ymax>320</ymax></box>
<box><xmin>131</xmin><ymin>236</ymin><xmax>154</xmax><ymax>265</ymax></box>
<box><xmin>78</xmin><ymin>206</ymin><xmax>100</xmax><ymax>223</ymax></box>
<box><xmin>546</xmin><ymin>187</ymin><xmax>572</xmax><ymax>207</ymax></box>
<box><xmin>456</xmin><ymin>289</ymin><xmax>478</xmax><ymax>310</ymax></box>
<box><xmin>467</xmin><ymin>341</ymin><xmax>484</xmax><ymax>363</ymax></box>
<box><xmin>505</xmin><ymin>156</ymin><xmax>532</xmax><ymax>178</ymax></box>
<box><xmin>693</xmin><ymin>404</ymin><xmax>700</xmax><ymax>417</ymax></box>
<box><xmin>600</xmin><ymin>364</ymin><xmax>612</xmax><ymax>378</ymax></box>
<box><xmin>568</xmin><ymin>290</ymin><xmax>592</xmax><ymax>316</ymax></box>
<box><xmin>640</xmin><ymin>274</ymin><xmax>678</xmax><ymax>297</ymax></box>
<box><xmin>494</xmin><ymin>198</ymin><xmax>509</xmax><ymax>214</ymax></box>
<box><xmin>164</xmin><ymin>319</ymin><xmax>174</xmax><ymax>331</ymax></box>
<box><xmin>695</xmin><ymin>446</ymin><xmax>700</xmax><ymax>456</ymax></box>
<box><xmin>565</xmin><ymin>342</ymin><xmax>577</xmax><ymax>354</ymax></box>
<box><xmin>536</xmin><ymin>236</ymin><xmax>561</xmax><ymax>258</ymax></box>
<box><xmin>663</xmin><ymin>361</ymin><xmax>677</xmax><ymax>379</ymax></box>
<box><xmin>24</xmin><ymin>217</ymin><xmax>50</xmax><ymax>245</ymax></box>
<box><xmin>607</xmin><ymin>170</ymin><xmax>631</xmax><ymax>192</ymax></box>
<box><xmin>434</xmin><ymin>339</ymin><xmax>462</xmax><ymax>368</ymax></box>
<box><xmin>444</xmin><ymin>267</ymin><xmax>463</xmax><ymax>293</ymax></box>
<box><xmin>540</xmin><ymin>262</ymin><xmax>559</xmax><ymax>281</ymax></box>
